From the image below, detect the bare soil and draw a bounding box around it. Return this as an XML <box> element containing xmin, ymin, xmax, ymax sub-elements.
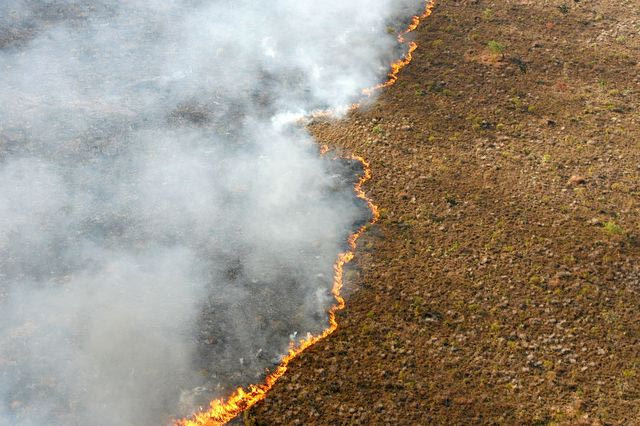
<box><xmin>247</xmin><ymin>0</ymin><xmax>640</xmax><ymax>424</ymax></box>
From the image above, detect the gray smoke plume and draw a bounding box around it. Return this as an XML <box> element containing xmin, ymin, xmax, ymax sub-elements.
<box><xmin>0</xmin><ymin>1</ymin><xmax>423</xmax><ymax>425</ymax></box>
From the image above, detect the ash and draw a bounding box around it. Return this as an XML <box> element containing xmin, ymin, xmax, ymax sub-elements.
<box><xmin>0</xmin><ymin>1</ymin><xmax>422</xmax><ymax>425</ymax></box>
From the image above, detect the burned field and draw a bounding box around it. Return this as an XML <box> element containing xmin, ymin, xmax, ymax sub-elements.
<box><xmin>0</xmin><ymin>1</ymin><xmax>425</xmax><ymax>425</ymax></box>
<box><xmin>10</xmin><ymin>0</ymin><xmax>639</xmax><ymax>425</ymax></box>
<box><xmin>190</xmin><ymin>155</ymin><xmax>371</xmax><ymax>402</ymax></box>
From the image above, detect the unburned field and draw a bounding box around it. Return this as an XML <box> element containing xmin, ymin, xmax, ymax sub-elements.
<box><xmin>248</xmin><ymin>0</ymin><xmax>640</xmax><ymax>424</ymax></box>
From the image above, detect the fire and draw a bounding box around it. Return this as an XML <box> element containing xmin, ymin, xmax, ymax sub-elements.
<box><xmin>176</xmin><ymin>1</ymin><xmax>433</xmax><ymax>424</ymax></box>
<box><xmin>176</xmin><ymin>155</ymin><xmax>378</xmax><ymax>426</ymax></box>
<box><xmin>319</xmin><ymin>144</ymin><xmax>330</xmax><ymax>155</ymax></box>
<box><xmin>363</xmin><ymin>0</ymin><xmax>435</xmax><ymax>96</ymax></box>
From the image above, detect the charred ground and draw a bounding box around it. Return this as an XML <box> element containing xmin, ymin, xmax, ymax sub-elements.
<box><xmin>248</xmin><ymin>0</ymin><xmax>640</xmax><ymax>424</ymax></box>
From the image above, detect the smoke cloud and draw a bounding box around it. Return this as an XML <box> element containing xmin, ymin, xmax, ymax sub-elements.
<box><xmin>0</xmin><ymin>1</ymin><xmax>422</xmax><ymax>424</ymax></box>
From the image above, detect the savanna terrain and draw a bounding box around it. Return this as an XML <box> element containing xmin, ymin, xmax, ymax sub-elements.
<box><xmin>248</xmin><ymin>0</ymin><xmax>640</xmax><ymax>424</ymax></box>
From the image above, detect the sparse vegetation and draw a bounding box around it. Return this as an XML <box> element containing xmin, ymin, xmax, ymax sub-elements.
<box><xmin>253</xmin><ymin>1</ymin><xmax>640</xmax><ymax>424</ymax></box>
<box><xmin>487</xmin><ymin>40</ymin><xmax>505</xmax><ymax>56</ymax></box>
<box><xmin>603</xmin><ymin>220</ymin><xmax>623</xmax><ymax>235</ymax></box>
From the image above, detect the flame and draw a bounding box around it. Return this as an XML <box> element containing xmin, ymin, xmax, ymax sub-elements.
<box><xmin>363</xmin><ymin>0</ymin><xmax>435</xmax><ymax>96</ymax></box>
<box><xmin>176</xmin><ymin>2</ymin><xmax>433</xmax><ymax>424</ymax></box>
<box><xmin>176</xmin><ymin>155</ymin><xmax>378</xmax><ymax>426</ymax></box>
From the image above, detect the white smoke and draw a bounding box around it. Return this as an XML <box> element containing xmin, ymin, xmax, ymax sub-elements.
<box><xmin>0</xmin><ymin>1</ymin><xmax>423</xmax><ymax>424</ymax></box>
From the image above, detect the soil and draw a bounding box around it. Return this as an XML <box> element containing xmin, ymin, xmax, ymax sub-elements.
<box><xmin>246</xmin><ymin>0</ymin><xmax>640</xmax><ymax>424</ymax></box>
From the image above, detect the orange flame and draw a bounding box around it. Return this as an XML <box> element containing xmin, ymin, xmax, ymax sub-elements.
<box><xmin>363</xmin><ymin>0</ymin><xmax>435</xmax><ymax>96</ymax></box>
<box><xmin>176</xmin><ymin>2</ymin><xmax>434</xmax><ymax>424</ymax></box>
<box><xmin>319</xmin><ymin>144</ymin><xmax>330</xmax><ymax>155</ymax></box>
<box><xmin>176</xmin><ymin>155</ymin><xmax>378</xmax><ymax>426</ymax></box>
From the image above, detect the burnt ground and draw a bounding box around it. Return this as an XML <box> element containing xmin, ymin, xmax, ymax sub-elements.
<box><xmin>246</xmin><ymin>0</ymin><xmax>640</xmax><ymax>424</ymax></box>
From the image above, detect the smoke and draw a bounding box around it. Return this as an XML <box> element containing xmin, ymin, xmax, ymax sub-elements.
<box><xmin>0</xmin><ymin>1</ymin><xmax>422</xmax><ymax>425</ymax></box>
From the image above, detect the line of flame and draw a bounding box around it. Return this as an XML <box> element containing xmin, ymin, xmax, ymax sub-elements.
<box><xmin>176</xmin><ymin>154</ymin><xmax>378</xmax><ymax>426</ymax></box>
<box><xmin>176</xmin><ymin>2</ymin><xmax>434</xmax><ymax>424</ymax></box>
<box><xmin>363</xmin><ymin>0</ymin><xmax>435</xmax><ymax>97</ymax></box>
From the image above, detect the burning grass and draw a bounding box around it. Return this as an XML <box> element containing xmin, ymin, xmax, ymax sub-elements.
<box><xmin>176</xmin><ymin>1</ymin><xmax>436</xmax><ymax>424</ymax></box>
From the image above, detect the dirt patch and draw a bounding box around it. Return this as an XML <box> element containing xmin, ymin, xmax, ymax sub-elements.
<box><xmin>247</xmin><ymin>0</ymin><xmax>640</xmax><ymax>424</ymax></box>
